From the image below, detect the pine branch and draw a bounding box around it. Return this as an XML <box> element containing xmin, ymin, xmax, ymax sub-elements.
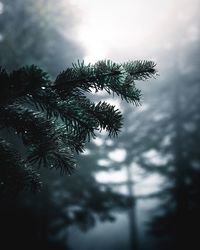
<box><xmin>21</xmin><ymin>89</ymin><xmax>122</xmax><ymax>138</ymax></box>
<box><xmin>92</xmin><ymin>101</ymin><xmax>123</xmax><ymax>136</ymax></box>
<box><xmin>0</xmin><ymin>138</ymin><xmax>41</xmax><ymax>194</ymax></box>
<box><xmin>0</xmin><ymin>65</ymin><xmax>50</xmax><ymax>106</ymax></box>
<box><xmin>123</xmin><ymin>60</ymin><xmax>157</xmax><ymax>80</ymax></box>
<box><xmin>54</xmin><ymin>60</ymin><xmax>156</xmax><ymax>103</ymax></box>
<box><xmin>55</xmin><ymin>125</ymin><xmax>86</xmax><ymax>154</ymax></box>
<box><xmin>0</xmin><ymin>105</ymin><xmax>76</xmax><ymax>174</ymax></box>
<box><xmin>0</xmin><ymin>59</ymin><xmax>157</xmax><ymax>193</ymax></box>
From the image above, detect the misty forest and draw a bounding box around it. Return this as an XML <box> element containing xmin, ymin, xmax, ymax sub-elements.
<box><xmin>0</xmin><ymin>0</ymin><xmax>200</xmax><ymax>250</ymax></box>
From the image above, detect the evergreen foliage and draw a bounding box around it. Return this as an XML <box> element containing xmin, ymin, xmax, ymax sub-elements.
<box><xmin>0</xmin><ymin>60</ymin><xmax>156</xmax><ymax>194</ymax></box>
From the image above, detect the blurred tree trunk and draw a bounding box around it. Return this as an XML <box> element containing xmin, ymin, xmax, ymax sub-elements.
<box><xmin>126</xmin><ymin>158</ymin><xmax>139</xmax><ymax>250</ymax></box>
<box><xmin>173</xmin><ymin>81</ymin><xmax>189</xmax><ymax>249</ymax></box>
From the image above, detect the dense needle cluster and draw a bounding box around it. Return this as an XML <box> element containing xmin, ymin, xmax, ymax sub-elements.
<box><xmin>0</xmin><ymin>60</ymin><xmax>156</xmax><ymax>193</ymax></box>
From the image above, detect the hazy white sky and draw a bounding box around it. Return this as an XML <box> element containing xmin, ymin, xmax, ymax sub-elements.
<box><xmin>69</xmin><ymin>0</ymin><xmax>199</xmax><ymax>64</ymax></box>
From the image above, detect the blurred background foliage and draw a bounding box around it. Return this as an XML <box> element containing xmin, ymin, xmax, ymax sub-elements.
<box><xmin>0</xmin><ymin>0</ymin><xmax>200</xmax><ymax>250</ymax></box>
<box><xmin>0</xmin><ymin>0</ymin><xmax>83</xmax><ymax>76</ymax></box>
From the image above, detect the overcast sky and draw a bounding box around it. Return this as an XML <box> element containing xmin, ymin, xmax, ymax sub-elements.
<box><xmin>68</xmin><ymin>0</ymin><xmax>198</xmax><ymax>64</ymax></box>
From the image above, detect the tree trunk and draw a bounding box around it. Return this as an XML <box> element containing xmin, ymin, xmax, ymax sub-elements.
<box><xmin>126</xmin><ymin>164</ymin><xmax>139</xmax><ymax>250</ymax></box>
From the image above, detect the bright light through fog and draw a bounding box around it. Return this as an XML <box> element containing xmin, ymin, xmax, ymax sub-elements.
<box><xmin>93</xmin><ymin>137</ymin><xmax>104</xmax><ymax>146</ymax></box>
<box><xmin>97</xmin><ymin>159</ymin><xmax>111</xmax><ymax>167</ymax></box>
<box><xmin>69</xmin><ymin>0</ymin><xmax>186</xmax><ymax>62</ymax></box>
<box><xmin>143</xmin><ymin>149</ymin><xmax>169</xmax><ymax>165</ymax></box>
<box><xmin>95</xmin><ymin>169</ymin><xmax>127</xmax><ymax>183</ymax></box>
<box><xmin>135</xmin><ymin>174</ymin><xmax>166</xmax><ymax>196</ymax></box>
<box><xmin>108</xmin><ymin>148</ymin><xmax>127</xmax><ymax>162</ymax></box>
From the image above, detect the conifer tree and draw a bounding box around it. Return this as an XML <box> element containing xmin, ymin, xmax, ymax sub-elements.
<box><xmin>0</xmin><ymin>60</ymin><xmax>156</xmax><ymax>194</ymax></box>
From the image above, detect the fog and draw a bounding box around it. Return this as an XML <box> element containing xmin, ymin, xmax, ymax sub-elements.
<box><xmin>0</xmin><ymin>0</ymin><xmax>200</xmax><ymax>250</ymax></box>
